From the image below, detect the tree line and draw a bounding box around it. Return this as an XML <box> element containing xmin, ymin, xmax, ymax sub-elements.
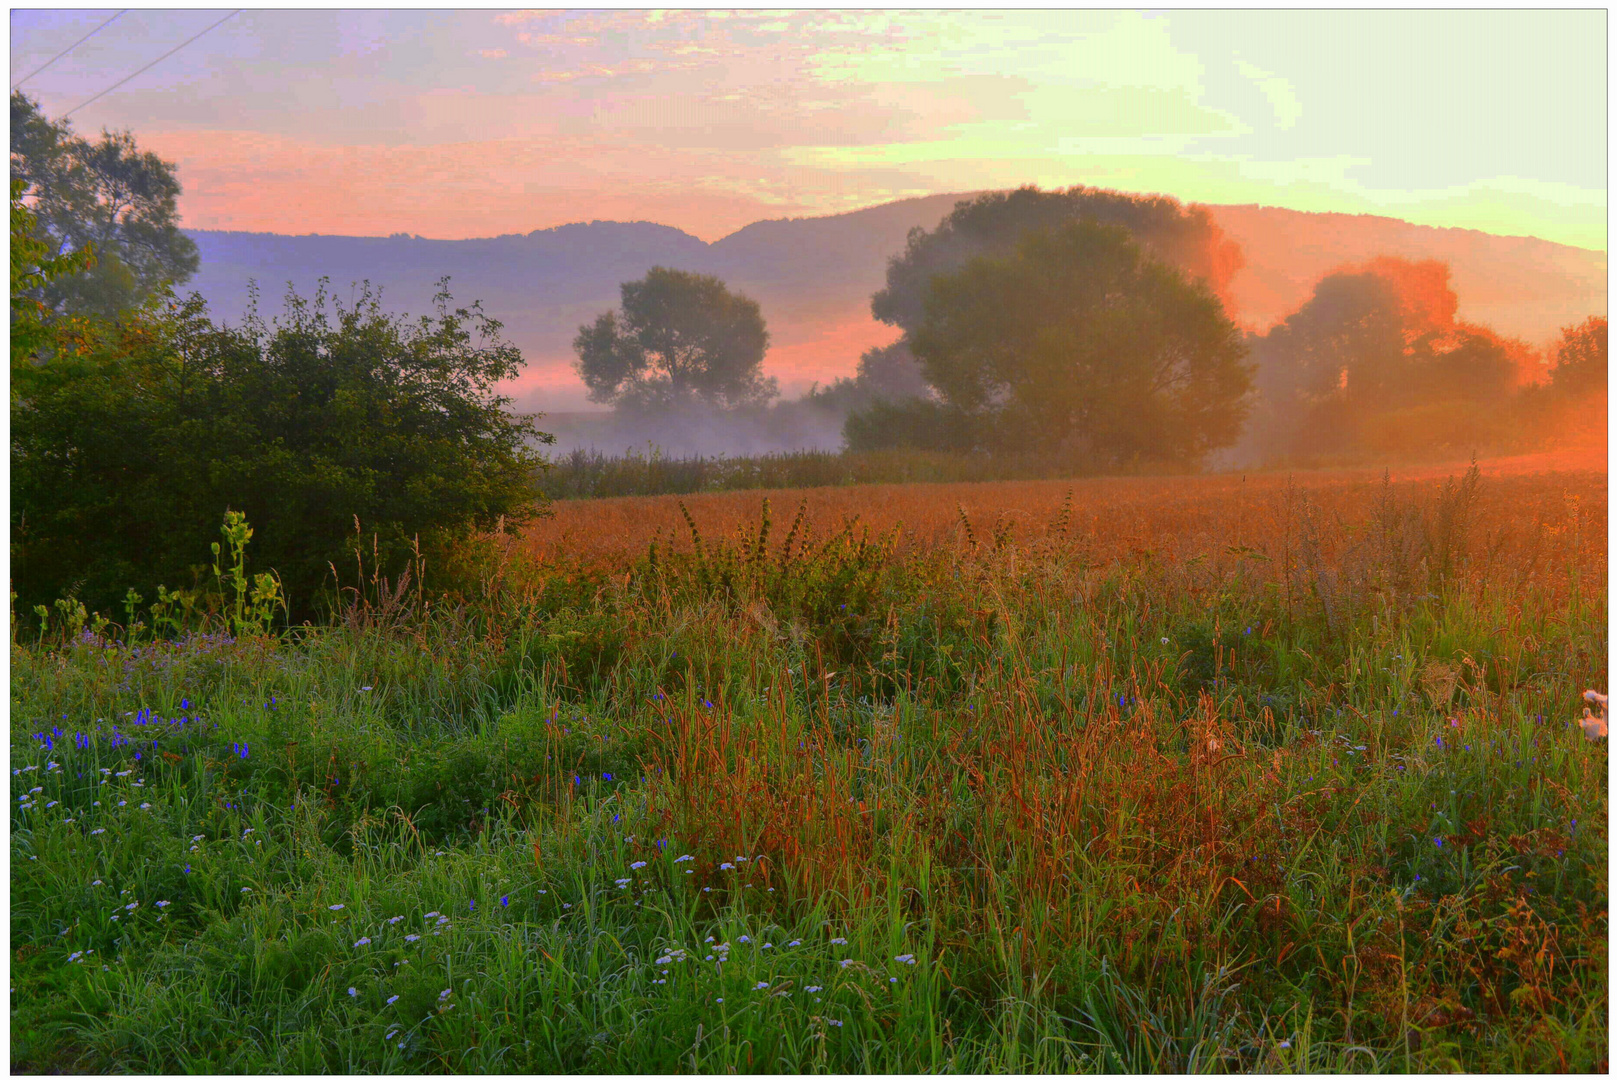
<box><xmin>577</xmin><ymin>186</ymin><xmax>1605</xmax><ymax>468</ymax></box>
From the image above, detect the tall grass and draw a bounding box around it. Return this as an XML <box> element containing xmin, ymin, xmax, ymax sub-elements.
<box><xmin>10</xmin><ymin>461</ymin><xmax>1606</xmax><ymax>1072</ymax></box>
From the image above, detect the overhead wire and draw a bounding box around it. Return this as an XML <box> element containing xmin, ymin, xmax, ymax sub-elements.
<box><xmin>11</xmin><ymin>10</ymin><xmax>128</xmax><ymax>92</ymax></box>
<box><xmin>62</xmin><ymin>9</ymin><xmax>239</xmax><ymax>120</ymax></box>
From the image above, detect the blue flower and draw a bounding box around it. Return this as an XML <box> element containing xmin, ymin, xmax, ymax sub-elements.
<box><xmin>604</xmin><ymin>773</ymin><xmax>613</xmax><ymax>781</ymax></box>
<box><xmin>501</xmin><ymin>896</ymin><xmax>509</xmax><ymax>908</ymax></box>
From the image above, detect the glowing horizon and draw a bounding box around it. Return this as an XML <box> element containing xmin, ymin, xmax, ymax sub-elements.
<box><xmin>8</xmin><ymin>9</ymin><xmax>1607</xmax><ymax>251</ymax></box>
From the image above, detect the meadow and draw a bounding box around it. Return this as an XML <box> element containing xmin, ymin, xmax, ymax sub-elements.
<box><xmin>10</xmin><ymin>451</ymin><xmax>1607</xmax><ymax>1073</ymax></box>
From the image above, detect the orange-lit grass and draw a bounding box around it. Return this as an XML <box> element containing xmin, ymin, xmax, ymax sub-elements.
<box><xmin>524</xmin><ymin>447</ymin><xmax>1605</xmax><ymax>586</ymax></box>
<box><xmin>504</xmin><ymin>453</ymin><xmax>1607</xmax><ymax>1068</ymax></box>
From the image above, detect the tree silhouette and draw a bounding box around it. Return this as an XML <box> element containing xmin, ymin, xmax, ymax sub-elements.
<box><xmin>10</xmin><ymin>92</ymin><xmax>199</xmax><ymax>320</ymax></box>
<box><xmin>1550</xmin><ymin>315</ymin><xmax>1607</xmax><ymax>395</ymax></box>
<box><xmin>907</xmin><ymin>219</ymin><xmax>1251</xmax><ymax>465</ymax></box>
<box><xmin>575</xmin><ymin>266</ymin><xmax>774</xmax><ymax>411</ymax></box>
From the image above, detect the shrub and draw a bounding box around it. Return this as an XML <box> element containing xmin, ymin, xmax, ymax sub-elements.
<box><xmin>12</xmin><ymin>278</ymin><xmax>551</xmax><ymax>618</ymax></box>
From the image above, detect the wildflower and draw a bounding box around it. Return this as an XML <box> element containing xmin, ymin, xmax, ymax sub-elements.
<box><xmin>754</xmin><ymin>981</ymin><xmax>770</xmax><ymax>990</ymax></box>
<box><xmin>425</xmin><ymin>911</ymin><xmax>439</xmax><ymax>918</ymax></box>
<box><xmin>762</xmin><ymin>942</ymin><xmax>773</xmax><ymax>949</ymax></box>
<box><xmin>139</xmin><ymin>803</ymin><xmax>151</xmax><ymax>810</ymax></box>
<box><xmin>895</xmin><ymin>953</ymin><xmax>916</xmax><ymax>964</ymax></box>
<box><xmin>241</xmin><ymin>887</ymin><xmax>253</xmax><ymax>893</ymax></box>
<box><xmin>388</xmin><ymin>915</ymin><xmax>404</xmax><ymax>924</ymax></box>
<box><xmin>386</xmin><ymin>1031</ymin><xmax>398</xmax><ymax>1040</ymax></box>
<box><xmin>788</xmin><ymin>940</ymin><xmax>801</xmax><ymax>947</ymax></box>
<box><xmin>720</xmin><ymin>862</ymin><xmax>735</xmax><ymax>870</ymax></box>
<box><xmin>469</xmin><ymin>900</ymin><xmax>475</xmax><ymax>911</ymax></box>
<box><xmin>90</xmin><ymin>828</ymin><xmax>105</xmax><ymax>835</ymax></box>
<box><xmin>805</xmin><ymin>985</ymin><xmax>822</xmax><ymax>993</ymax></box>
<box><xmin>674</xmin><ymin>854</ymin><xmax>694</xmax><ymax>863</ymax></box>
<box><xmin>1161</xmin><ymin>637</ymin><xmax>1170</xmax><ymax>645</ymax></box>
<box><xmin>405</xmin><ymin>934</ymin><xmax>420</xmax><ymax>942</ymax></box>
<box><xmin>737</xmin><ymin>935</ymin><xmax>751</xmax><ymax>944</ymax></box>
<box><xmin>840</xmin><ymin>958</ymin><xmax>855</xmax><ymax>968</ymax></box>
<box><xmin>92</xmin><ymin>880</ymin><xmax>103</xmax><ymax>886</ymax></box>
<box><xmin>348</xmin><ymin>987</ymin><xmax>358</xmax><ymax>997</ymax></box>
<box><xmin>890</xmin><ymin>977</ymin><xmax>898</xmax><ymax>983</ymax></box>
<box><xmin>629</xmin><ymin>861</ymin><xmax>647</xmax><ymax>870</ymax></box>
<box><xmin>439</xmin><ymin>989</ymin><xmax>452</xmax><ymax>1001</ymax></box>
<box><xmin>501</xmin><ymin>896</ymin><xmax>509</xmax><ymax>908</ymax></box>
<box><xmin>329</xmin><ymin>904</ymin><xmax>345</xmax><ymax>910</ymax></box>
<box><xmin>1279</xmin><ymin>1040</ymin><xmax>1292</xmax><ymax>1049</ymax></box>
<box><xmin>827</xmin><ymin>1018</ymin><xmax>842</xmax><ymax>1027</ymax></box>
<box><xmin>125</xmin><ymin>902</ymin><xmax>138</xmax><ymax>911</ymax></box>
<box><xmin>830</xmin><ymin>937</ymin><xmax>848</xmax><ymax>945</ymax></box>
<box><xmin>386</xmin><ymin>995</ymin><xmax>399</xmax><ymax>1005</ymax></box>
<box><xmin>715</xmin><ymin>998</ymin><xmax>723</xmax><ymax>1003</ymax></box>
<box><xmin>355</xmin><ymin>937</ymin><xmax>371</xmax><ymax>947</ymax></box>
<box><xmin>155</xmin><ymin>900</ymin><xmax>171</xmax><ymax>909</ymax></box>
<box><xmin>360</xmin><ymin>686</ymin><xmax>373</xmax><ymax>692</ymax></box>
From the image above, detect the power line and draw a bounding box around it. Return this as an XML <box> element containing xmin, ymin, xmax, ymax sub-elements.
<box><xmin>62</xmin><ymin>9</ymin><xmax>239</xmax><ymax>120</ymax></box>
<box><xmin>12</xmin><ymin>10</ymin><xmax>128</xmax><ymax>92</ymax></box>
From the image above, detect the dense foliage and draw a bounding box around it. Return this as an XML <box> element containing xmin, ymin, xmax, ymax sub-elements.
<box><xmin>12</xmin><ymin>278</ymin><xmax>551</xmax><ymax>618</ymax></box>
<box><xmin>575</xmin><ymin>266</ymin><xmax>775</xmax><ymax>411</ymax></box>
<box><xmin>1550</xmin><ymin>315</ymin><xmax>1608</xmax><ymax>396</ymax></box>
<box><xmin>10</xmin><ymin>177</ymin><xmax>95</xmax><ymax>364</ymax></box>
<box><xmin>10</xmin><ymin>91</ymin><xmax>200</xmax><ymax>321</ymax></box>
<box><xmin>871</xmin><ymin>184</ymin><xmax>1244</xmax><ymax>335</ymax></box>
<box><xmin>892</xmin><ymin>220</ymin><xmax>1251</xmax><ymax>464</ymax></box>
<box><xmin>1246</xmin><ymin>258</ymin><xmax>1531</xmax><ymax>459</ymax></box>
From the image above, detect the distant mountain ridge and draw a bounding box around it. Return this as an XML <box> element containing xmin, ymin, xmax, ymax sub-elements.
<box><xmin>182</xmin><ymin>193</ymin><xmax>1606</xmax><ymax>413</ymax></box>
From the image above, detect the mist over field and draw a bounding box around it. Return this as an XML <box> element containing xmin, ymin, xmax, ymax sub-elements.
<box><xmin>181</xmin><ymin>196</ymin><xmax>1607</xmax><ymax>456</ymax></box>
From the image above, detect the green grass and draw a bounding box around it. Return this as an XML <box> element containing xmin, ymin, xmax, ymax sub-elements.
<box><xmin>539</xmin><ymin>446</ymin><xmax>1180</xmax><ymax>499</ymax></box>
<box><xmin>10</xmin><ymin>471</ymin><xmax>1607</xmax><ymax>1073</ymax></box>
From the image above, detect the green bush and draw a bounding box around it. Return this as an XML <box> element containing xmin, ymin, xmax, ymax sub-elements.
<box><xmin>12</xmin><ymin>278</ymin><xmax>551</xmax><ymax>618</ymax></box>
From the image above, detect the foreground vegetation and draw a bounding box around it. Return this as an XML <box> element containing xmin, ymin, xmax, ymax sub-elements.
<box><xmin>11</xmin><ymin>458</ymin><xmax>1606</xmax><ymax>1073</ymax></box>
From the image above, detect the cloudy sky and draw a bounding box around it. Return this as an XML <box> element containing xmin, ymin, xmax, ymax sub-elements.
<box><xmin>9</xmin><ymin>8</ymin><xmax>1608</xmax><ymax>250</ymax></box>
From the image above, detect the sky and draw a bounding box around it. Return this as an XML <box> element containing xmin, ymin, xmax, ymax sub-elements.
<box><xmin>8</xmin><ymin>8</ymin><xmax>1609</xmax><ymax>251</ymax></box>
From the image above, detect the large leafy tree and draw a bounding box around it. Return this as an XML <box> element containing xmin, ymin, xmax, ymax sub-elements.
<box><xmin>10</xmin><ymin>178</ymin><xmax>95</xmax><ymax>363</ymax></box>
<box><xmin>575</xmin><ymin>266</ymin><xmax>775</xmax><ymax>410</ymax></box>
<box><xmin>12</xmin><ymin>277</ymin><xmax>551</xmax><ymax>616</ymax></box>
<box><xmin>872</xmin><ymin>185</ymin><xmax>1244</xmax><ymax>338</ymax></box>
<box><xmin>11</xmin><ymin>91</ymin><xmax>199</xmax><ymax>321</ymax></box>
<box><xmin>1550</xmin><ymin>315</ymin><xmax>1607</xmax><ymax>396</ymax></box>
<box><xmin>905</xmin><ymin>219</ymin><xmax>1251</xmax><ymax>465</ymax></box>
<box><xmin>1249</xmin><ymin>258</ymin><xmax>1521</xmax><ymax>457</ymax></box>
